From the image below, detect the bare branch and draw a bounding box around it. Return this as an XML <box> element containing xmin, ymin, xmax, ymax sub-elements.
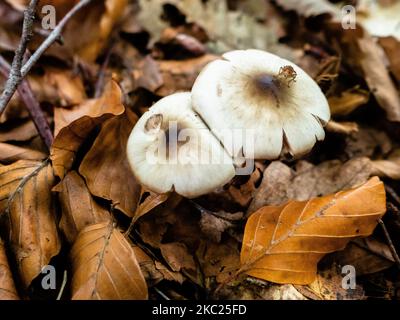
<box><xmin>0</xmin><ymin>56</ymin><xmax>53</xmax><ymax>149</ymax></box>
<box><xmin>0</xmin><ymin>0</ymin><xmax>94</xmax><ymax>116</ymax></box>
<box><xmin>0</xmin><ymin>0</ymin><xmax>39</xmax><ymax>114</ymax></box>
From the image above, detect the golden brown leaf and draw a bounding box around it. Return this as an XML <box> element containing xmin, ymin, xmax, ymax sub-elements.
<box><xmin>50</xmin><ymin>80</ymin><xmax>125</xmax><ymax>178</ymax></box>
<box><xmin>0</xmin><ymin>142</ymin><xmax>46</xmax><ymax>164</ymax></box>
<box><xmin>328</xmin><ymin>88</ymin><xmax>369</xmax><ymax>116</ymax></box>
<box><xmin>155</xmin><ymin>55</ymin><xmax>218</xmax><ymax>96</ymax></box>
<box><xmin>70</xmin><ymin>221</ymin><xmax>148</xmax><ymax>300</ymax></box>
<box><xmin>53</xmin><ymin>171</ymin><xmax>111</xmax><ymax>244</ymax></box>
<box><xmin>79</xmin><ymin>111</ymin><xmax>140</xmax><ymax>217</ymax></box>
<box><xmin>0</xmin><ymin>239</ymin><xmax>19</xmax><ymax>300</ymax></box>
<box><xmin>0</xmin><ymin>160</ymin><xmax>61</xmax><ymax>287</ymax></box>
<box><xmin>241</xmin><ymin>177</ymin><xmax>386</xmax><ymax>285</ymax></box>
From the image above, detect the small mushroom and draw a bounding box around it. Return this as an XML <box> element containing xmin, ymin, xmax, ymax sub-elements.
<box><xmin>191</xmin><ymin>49</ymin><xmax>330</xmax><ymax>159</ymax></box>
<box><xmin>127</xmin><ymin>92</ymin><xmax>235</xmax><ymax>198</ymax></box>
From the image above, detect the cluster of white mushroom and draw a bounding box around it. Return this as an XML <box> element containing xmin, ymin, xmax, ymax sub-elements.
<box><xmin>127</xmin><ymin>49</ymin><xmax>330</xmax><ymax>198</ymax></box>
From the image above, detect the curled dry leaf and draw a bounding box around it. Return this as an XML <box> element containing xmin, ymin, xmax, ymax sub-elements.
<box><xmin>0</xmin><ymin>120</ymin><xmax>39</xmax><ymax>143</ymax></box>
<box><xmin>0</xmin><ymin>239</ymin><xmax>19</xmax><ymax>300</ymax></box>
<box><xmin>328</xmin><ymin>88</ymin><xmax>369</xmax><ymax>116</ymax></box>
<box><xmin>325</xmin><ymin>120</ymin><xmax>359</xmax><ymax>135</ymax></box>
<box><xmin>132</xmin><ymin>245</ymin><xmax>184</xmax><ymax>286</ymax></box>
<box><xmin>71</xmin><ymin>221</ymin><xmax>148</xmax><ymax>300</ymax></box>
<box><xmin>155</xmin><ymin>54</ymin><xmax>218</xmax><ymax>96</ymax></box>
<box><xmin>249</xmin><ymin>157</ymin><xmax>373</xmax><ymax>213</ymax></box>
<box><xmin>0</xmin><ymin>142</ymin><xmax>47</xmax><ymax>163</ymax></box>
<box><xmin>79</xmin><ymin>110</ymin><xmax>141</xmax><ymax>217</ymax></box>
<box><xmin>371</xmin><ymin>149</ymin><xmax>400</xmax><ymax>180</ymax></box>
<box><xmin>53</xmin><ymin>171</ymin><xmax>111</xmax><ymax>244</ymax></box>
<box><xmin>358</xmin><ymin>35</ymin><xmax>400</xmax><ymax>122</ymax></box>
<box><xmin>0</xmin><ymin>160</ymin><xmax>61</xmax><ymax>288</ymax></box>
<box><xmin>334</xmin><ymin>237</ymin><xmax>395</xmax><ymax>276</ymax></box>
<box><xmin>241</xmin><ymin>177</ymin><xmax>386</xmax><ymax>285</ymax></box>
<box><xmin>378</xmin><ymin>36</ymin><xmax>400</xmax><ymax>83</ymax></box>
<box><xmin>50</xmin><ymin>81</ymin><xmax>125</xmax><ymax>178</ymax></box>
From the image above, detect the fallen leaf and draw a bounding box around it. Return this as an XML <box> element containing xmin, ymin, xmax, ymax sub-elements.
<box><xmin>0</xmin><ymin>239</ymin><xmax>19</xmax><ymax>300</ymax></box>
<box><xmin>345</xmin><ymin>127</ymin><xmax>392</xmax><ymax>159</ymax></box>
<box><xmin>155</xmin><ymin>54</ymin><xmax>218</xmax><ymax>96</ymax></box>
<box><xmin>130</xmin><ymin>189</ymin><xmax>170</xmax><ymax>225</ymax></box>
<box><xmin>79</xmin><ymin>110</ymin><xmax>141</xmax><ymax>217</ymax></box>
<box><xmin>328</xmin><ymin>88</ymin><xmax>369</xmax><ymax>116</ymax></box>
<box><xmin>378</xmin><ymin>36</ymin><xmax>400</xmax><ymax>83</ymax></box>
<box><xmin>71</xmin><ymin>221</ymin><xmax>148</xmax><ymax>300</ymax></box>
<box><xmin>241</xmin><ymin>177</ymin><xmax>386</xmax><ymax>285</ymax></box>
<box><xmin>249</xmin><ymin>157</ymin><xmax>373</xmax><ymax>213</ymax></box>
<box><xmin>334</xmin><ymin>237</ymin><xmax>395</xmax><ymax>276</ymax></box>
<box><xmin>160</xmin><ymin>242</ymin><xmax>196</xmax><ymax>273</ymax></box>
<box><xmin>0</xmin><ymin>120</ymin><xmax>40</xmax><ymax>142</ymax></box>
<box><xmin>132</xmin><ymin>245</ymin><xmax>184</xmax><ymax>285</ymax></box>
<box><xmin>0</xmin><ymin>160</ymin><xmax>61</xmax><ymax>288</ymax></box>
<box><xmin>53</xmin><ymin>171</ymin><xmax>111</xmax><ymax>244</ymax></box>
<box><xmin>50</xmin><ymin>80</ymin><xmax>125</xmax><ymax>178</ymax></box>
<box><xmin>325</xmin><ymin>120</ymin><xmax>359</xmax><ymax>135</ymax></box>
<box><xmin>197</xmin><ymin>237</ymin><xmax>240</xmax><ymax>284</ymax></box>
<box><xmin>296</xmin><ymin>263</ymin><xmax>365</xmax><ymax>300</ymax></box>
<box><xmin>371</xmin><ymin>149</ymin><xmax>400</xmax><ymax>180</ymax></box>
<box><xmin>138</xmin><ymin>0</ymin><xmax>290</xmax><ymax>56</ymax></box>
<box><xmin>358</xmin><ymin>35</ymin><xmax>400</xmax><ymax>122</ymax></box>
<box><xmin>0</xmin><ymin>142</ymin><xmax>47</xmax><ymax>163</ymax></box>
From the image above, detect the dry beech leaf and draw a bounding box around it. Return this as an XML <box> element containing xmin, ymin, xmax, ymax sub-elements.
<box><xmin>155</xmin><ymin>55</ymin><xmax>218</xmax><ymax>96</ymax></box>
<box><xmin>358</xmin><ymin>35</ymin><xmax>400</xmax><ymax>122</ymax></box>
<box><xmin>241</xmin><ymin>177</ymin><xmax>386</xmax><ymax>285</ymax></box>
<box><xmin>249</xmin><ymin>158</ymin><xmax>373</xmax><ymax>213</ymax></box>
<box><xmin>296</xmin><ymin>263</ymin><xmax>365</xmax><ymax>300</ymax></box>
<box><xmin>0</xmin><ymin>160</ymin><xmax>61</xmax><ymax>288</ymax></box>
<box><xmin>0</xmin><ymin>239</ymin><xmax>19</xmax><ymax>300</ymax></box>
<box><xmin>50</xmin><ymin>81</ymin><xmax>125</xmax><ymax>178</ymax></box>
<box><xmin>0</xmin><ymin>142</ymin><xmax>47</xmax><ymax>163</ymax></box>
<box><xmin>328</xmin><ymin>88</ymin><xmax>369</xmax><ymax>116</ymax></box>
<box><xmin>325</xmin><ymin>121</ymin><xmax>358</xmax><ymax>135</ymax></box>
<box><xmin>0</xmin><ymin>120</ymin><xmax>40</xmax><ymax>142</ymax></box>
<box><xmin>71</xmin><ymin>221</ymin><xmax>148</xmax><ymax>300</ymax></box>
<box><xmin>130</xmin><ymin>189</ymin><xmax>170</xmax><ymax>225</ymax></box>
<box><xmin>371</xmin><ymin>150</ymin><xmax>400</xmax><ymax>180</ymax></box>
<box><xmin>53</xmin><ymin>171</ymin><xmax>111</xmax><ymax>244</ymax></box>
<box><xmin>160</xmin><ymin>242</ymin><xmax>196</xmax><ymax>273</ymax></box>
<box><xmin>132</xmin><ymin>245</ymin><xmax>184</xmax><ymax>285</ymax></box>
<box><xmin>379</xmin><ymin>36</ymin><xmax>400</xmax><ymax>82</ymax></box>
<box><xmin>334</xmin><ymin>237</ymin><xmax>395</xmax><ymax>276</ymax></box>
<box><xmin>79</xmin><ymin>111</ymin><xmax>140</xmax><ymax>217</ymax></box>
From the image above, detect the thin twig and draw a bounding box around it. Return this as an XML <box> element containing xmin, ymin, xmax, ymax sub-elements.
<box><xmin>0</xmin><ymin>0</ymin><xmax>94</xmax><ymax>116</ymax></box>
<box><xmin>378</xmin><ymin>218</ymin><xmax>400</xmax><ymax>270</ymax></box>
<box><xmin>385</xmin><ymin>185</ymin><xmax>400</xmax><ymax>206</ymax></box>
<box><xmin>0</xmin><ymin>56</ymin><xmax>53</xmax><ymax>149</ymax></box>
<box><xmin>20</xmin><ymin>0</ymin><xmax>93</xmax><ymax>78</ymax></box>
<box><xmin>56</xmin><ymin>270</ymin><xmax>68</xmax><ymax>300</ymax></box>
<box><xmin>0</xmin><ymin>0</ymin><xmax>38</xmax><ymax>114</ymax></box>
<box><xmin>154</xmin><ymin>287</ymin><xmax>171</xmax><ymax>300</ymax></box>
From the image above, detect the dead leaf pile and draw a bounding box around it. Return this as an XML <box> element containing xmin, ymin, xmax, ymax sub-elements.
<box><xmin>0</xmin><ymin>0</ymin><xmax>399</xmax><ymax>301</ymax></box>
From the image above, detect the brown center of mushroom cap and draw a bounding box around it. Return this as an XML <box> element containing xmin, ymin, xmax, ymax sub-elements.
<box><xmin>145</xmin><ymin>114</ymin><xmax>192</xmax><ymax>160</ymax></box>
<box><xmin>249</xmin><ymin>66</ymin><xmax>297</xmax><ymax>108</ymax></box>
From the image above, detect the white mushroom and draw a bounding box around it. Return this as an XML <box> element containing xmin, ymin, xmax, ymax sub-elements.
<box><xmin>191</xmin><ymin>49</ymin><xmax>330</xmax><ymax>159</ymax></box>
<box><xmin>127</xmin><ymin>92</ymin><xmax>235</xmax><ymax>198</ymax></box>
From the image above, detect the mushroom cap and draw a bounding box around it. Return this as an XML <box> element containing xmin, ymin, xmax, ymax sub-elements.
<box><xmin>191</xmin><ymin>49</ymin><xmax>330</xmax><ymax>159</ymax></box>
<box><xmin>127</xmin><ymin>92</ymin><xmax>235</xmax><ymax>198</ymax></box>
